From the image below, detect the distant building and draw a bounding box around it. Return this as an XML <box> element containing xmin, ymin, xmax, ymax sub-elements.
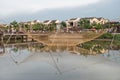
<box><xmin>26</xmin><ymin>20</ymin><xmax>40</xmax><ymax>25</ymax></box>
<box><xmin>107</xmin><ymin>21</ymin><xmax>120</xmax><ymax>33</ymax></box>
<box><xmin>66</xmin><ymin>18</ymin><xmax>80</xmax><ymax>27</ymax></box>
<box><xmin>43</xmin><ymin>20</ymin><xmax>60</xmax><ymax>25</ymax></box>
<box><xmin>51</xmin><ymin>20</ymin><xmax>61</xmax><ymax>32</ymax></box>
<box><xmin>50</xmin><ymin>20</ymin><xmax>60</xmax><ymax>24</ymax></box>
<box><xmin>33</xmin><ymin>20</ymin><xmax>40</xmax><ymax>23</ymax></box>
<box><xmin>0</xmin><ymin>24</ymin><xmax>3</xmax><ymax>28</ymax></box>
<box><xmin>43</xmin><ymin>20</ymin><xmax>52</xmax><ymax>25</ymax></box>
<box><xmin>43</xmin><ymin>20</ymin><xmax>60</xmax><ymax>26</ymax></box>
<box><xmin>81</xmin><ymin>17</ymin><xmax>109</xmax><ymax>24</ymax></box>
<box><xmin>97</xmin><ymin>17</ymin><xmax>109</xmax><ymax>24</ymax></box>
<box><xmin>0</xmin><ymin>24</ymin><xmax>8</xmax><ymax>33</ymax></box>
<box><xmin>19</xmin><ymin>20</ymin><xmax>41</xmax><ymax>32</ymax></box>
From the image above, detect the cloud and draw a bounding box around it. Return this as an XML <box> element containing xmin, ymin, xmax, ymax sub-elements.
<box><xmin>1</xmin><ymin>0</ymin><xmax>120</xmax><ymax>23</ymax></box>
<box><xmin>0</xmin><ymin>0</ymin><xmax>100</xmax><ymax>16</ymax></box>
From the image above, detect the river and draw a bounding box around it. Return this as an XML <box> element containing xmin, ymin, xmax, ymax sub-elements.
<box><xmin>0</xmin><ymin>41</ymin><xmax>120</xmax><ymax>80</ymax></box>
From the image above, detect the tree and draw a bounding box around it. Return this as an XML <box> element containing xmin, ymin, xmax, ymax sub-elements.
<box><xmin>78</xmin><ymin>19</ymin><xmax>84</xmax><ymax>29</ymax></box>
<box><xmin>43</xmin><ymin>25</ymin><xmax>50</xmax><ymax>31</ymax></box>
<box><xmin>92</xmin><ymin>23</ymin><xmax>103</xmax><ymax>29</ymax></box>
<box><xmin>24</xmin><ymin>24</ymin><xmax>30</xmax><ymax>31</ymax></box>
<box><xmin>96</xmin><ymin>23</ymin><xmax>103</xmax><ymax>29</ymax></box>
<box><xmin>39</xmin><ymin>23</ymin><xmax>44</xmax><ymax>31</ymax></box>
<box><xmin>10</xmin><ymin>20</ymin><xmax>19</xmax><ymax>30</ymax></box>
<box><xmin>78</xmin><ymin>19</ymin><xmax>91</xmax><ymax>29</ymax></box>
<box><xmin>49</xmin><ymin>25</ymin><xmax>54</xmax><ymax>31</ymax></box>
<box><xmin>32</xmin><ymin>23</ymin><xmax>45</xmax><ymax>31</ymax></box>
<box><xmin>32</xmin><ymin>23</ymin><xmax>40</xmax><ymax>31</ymax></box>
<box><xmin>49</xmin><ymin>22</ymin><xmax>56</xmax><ymax>32</ymax></box>
<box><xmin>84</xmin><ymin>20</ymin><xmax>91</xmax><ymax>29</ymax></box>
<box><xmin>61</xmin><ymin>21</ymin><xmax>67</xmax><ymax>29</ymax></box>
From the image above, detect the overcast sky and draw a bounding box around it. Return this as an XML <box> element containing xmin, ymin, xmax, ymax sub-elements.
<box><xmin>0</xmin><ymin>0</ymin><xmax>120</xmax><ymax>23</ymax></box>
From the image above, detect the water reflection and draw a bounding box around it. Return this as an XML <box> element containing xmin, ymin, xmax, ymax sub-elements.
<box><xmin>0</xmin><ymin>41</ymin><xmax>120</xmax><ymax>80</ymax></box>
<box><xmin>0</xmin><ymin>45</ymin><xmax>5</xmax><ymax>56</ymax></box>
<box><xmin>0</xmin><ymin>42</ymin><xmax>119</xmax><ymax>65</ymax></box>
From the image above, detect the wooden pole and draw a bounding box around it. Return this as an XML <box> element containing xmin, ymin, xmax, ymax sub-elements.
<box><xmin>1</xmin><ymin>34</ymin><xmax>5</xmax><ymax>54</ymax></box>
<box><xmin>21</xmin><ymin>35</ymin><xmax>23</xmax><ymax>42</ymax></box>
<box><xmin>15</xmin><ymin>35</ymin><xmax>17</xmax><ymax>42</ymax></box>
<box><xmin>1</xmin><ymin>35</ymin><xmax>4</xmax><ymax>45</ymax></box>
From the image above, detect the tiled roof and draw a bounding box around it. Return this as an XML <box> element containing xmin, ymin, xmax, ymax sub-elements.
<box><xmin>81</xmin><ymin>17</ymin><xmax>96</xmax><ymax>19</ymax></box>
<box><xmin>43</xmin><ymin>20</ymin><xmax>51</xmax><ymax>23</ymax></box>
<box><xmin>51</xmin><ymin>20</ymin><xmax>57</xmax><ymax>23</ymax></box>
<box><xmin>70</xmin><ymin>18</ymin><xmax>78</xmax><ymax>20</ymax></box>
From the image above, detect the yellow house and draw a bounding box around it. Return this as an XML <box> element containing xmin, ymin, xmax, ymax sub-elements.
<box><xmin>66</xmin><ymin>18</ymin><xmax>80</xmax><ymax>27</ymax></box>
<box><xmin>19</xmin><ymin>20</ymin><xmax>41</xmax><ymax>32</ymax></box>
<box><xmin>97</xmin><ymin>17</ymin><xmax>109</xmax><ymax>24</ymax></box>
<box><xmin>81</xmin><ymin>17</ymin><xmax>109</xmax><ymax>24</ymax></box>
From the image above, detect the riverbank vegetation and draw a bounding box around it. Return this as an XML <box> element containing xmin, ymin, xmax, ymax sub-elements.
<box><xmin>98</xmin><ymin>33</ymin><xmax>120</xmax><ymax>44</ymax></box>
<box><xmin>79</xmin><ymin>33</ymin><xmax>120</xmax><ymax>54</ymax></box>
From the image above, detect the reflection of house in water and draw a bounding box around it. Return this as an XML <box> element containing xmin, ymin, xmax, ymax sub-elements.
<box><xmin>38</xmin><ymin>45</ymin><xmax>105</xmax><ymax>56</ymax></box>
<box><xmin>5</xmin><ymin>43</ymin><xmax>45</xmax><ymax>64</ymax></box>
<box><xmin>3</xmin><ymin>38</ymin><xmax>114</xmax><ymax>65</ymax></box>
<box><xmin>5</xmin><ymin>44</ymin><xmax>33</xmax><ymax>64</ymax></box>
<box><xmin>3</xmin><ymin>41</ymin><xmax>112</xmax><ymax>66</ymax></box>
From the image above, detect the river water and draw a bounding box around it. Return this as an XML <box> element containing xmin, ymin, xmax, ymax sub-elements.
<box><xmin>0</xmin><ymin>42</ymin><xmax>120</xmax><ymax>80</ymax></box>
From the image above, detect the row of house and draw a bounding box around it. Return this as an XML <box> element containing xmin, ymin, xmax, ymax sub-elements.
<box><xmin>0</xmin><ymin>17</ymin><xmax>110</xmax><ymax>33</ymax></box>
<box><xmin>0</xmin><ymin>17</ymin><xmax>117</xmax><ymax>32</ymax></box>
<box><xmin>20</xmin><ymin>17</ymin><xmax>109</xmax><ymax>28</ymax></box>
<box><xmin>20</xmin><ymin>20</ymin><xmax>60</xmax><ymax>26</ymax></box>
<box><xmin>66</xmin><ymin>17</ymin><xmax>109</xmax><ymax>27</ymax></box>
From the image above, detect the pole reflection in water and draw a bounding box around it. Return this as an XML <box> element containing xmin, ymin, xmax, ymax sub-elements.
<box><xmin>1</xmin><ymin>41</ymin><xmax>120</xmax><ymax>64</ymax></box>
<box><xmin>0</xmin><ymin>41</ymin><xmax>120</xmax><ymax>80</ymax></box>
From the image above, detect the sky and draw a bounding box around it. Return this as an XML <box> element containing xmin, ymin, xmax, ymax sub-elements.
<box><xmin>0</xmin><ymin>0</ymin><xmax>120</xmax><ymax>23</ymax></box>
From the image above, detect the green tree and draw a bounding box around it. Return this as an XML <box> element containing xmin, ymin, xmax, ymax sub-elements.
<box><xmin>78</xmin><ymin>19</ymin><xmax>91</xmax><ymax>29</ymax></box>
<box><xmin>96</xmin><ymin>23</ymin><xmax>103</xmax><ymax>29</ymax></box>
<box><xmin>39</xmin><ymin>23</ymin><xmax>44</xmax><ymax>31</ymax></box>
<box><xmin>61</xmin><ymin>21</ymin><xmax>67</xmax><ymax>29</ymax></box>
<box><xmin>78</xmin><ymin>19</ymin><xmax>84</xmax><ymax>29</ymax></box>
<box><xmin>32</xmin><ymin>23</ymin><xmax>40</xmax><ymax>31</ymax></box>
<box><xmin>44</xmin><ymin>25</ymin><xmax>49</xmax><ymax>31</ymax></box>
<box><xmin>84</xmin><ymin>20</ymin><xmax>91</xmax><ymax>29</ymax></box>
<box><xmin>10</xmin><ymin>20</ymin><xmax>19</xmax><ymax>31</ymax></box>
<box><xmin>49</xmin><ymin>22</ymin><xmax>56</xmax><ymax>32</ymax></box>
<box><xmin>32</xmin><ymin>23</ymin><xmax>45</xmax><ymax>31</ymax></box>
<box><xmin>24</xmin><ymin>24</ymin><xmax>30</xmax><ymax>31</ymax></box>
<box><xmin>92</xmin><ymin>23</ymin><xmax>103</xmax><ymax>29</ymax></box>
<box><xmin>49</xmin><ymin>25</ymin><xmax>54</xmax><ymax>31</ymax></box>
